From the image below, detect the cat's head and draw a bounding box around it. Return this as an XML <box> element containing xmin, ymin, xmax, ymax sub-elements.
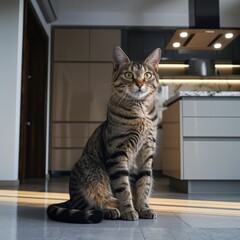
<box><xmin>112</xmin><ymin>46</ymin><xmax>161</xmax><ymax>100</ymax></box>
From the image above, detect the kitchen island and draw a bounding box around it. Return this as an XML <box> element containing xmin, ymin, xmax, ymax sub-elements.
<box><xmin>162</xmin><ymin>91</ymin><xmax>240</xmax><ymax>193</ymax></box>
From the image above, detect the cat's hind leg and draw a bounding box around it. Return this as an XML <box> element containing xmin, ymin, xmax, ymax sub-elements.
<box><xmin>70</xmin><ymin>156</ymin><xmax>119</xmax><ymax>219</ymax></box>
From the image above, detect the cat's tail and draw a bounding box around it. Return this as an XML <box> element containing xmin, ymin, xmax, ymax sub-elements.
<box><xmin>46</xmin><ymin>200</ymin><xmax>104</xmax><ymax>224</ymax></box>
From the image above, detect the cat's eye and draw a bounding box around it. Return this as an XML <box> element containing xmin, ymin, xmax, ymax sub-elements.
<box><xmin>124</xmin><ymin>72</ymin><xmax>134</xmax><ymax>79</ymax></box>
<box><xmin>144</xmin><ymin>72</ymin><xmax>152</xmax><ymax>79</ymax></box>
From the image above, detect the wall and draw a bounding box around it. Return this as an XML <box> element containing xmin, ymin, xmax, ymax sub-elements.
<box><xmin>52</xmin><ymin>0</ymin><xmax>189</xmax><ymax>26</ymax></box>
<box><xmin>51</xmin><ymin>0</ymin><xmax>240</xmax><ymax>27</ymax></box>
<box><xmin>220</xmin><ymin>0</ymin><xmax>240</xmax><ymax>27</ymax></box>
<box><xmin>0</xmin><ymin>0</ymin><xmax>51</xmax><ymax>182</ymax></box>
<box><xmin>0</xmin><ymin>0</ymin><xmax>24</xmax><ymax>182</ymax></box>
<box><xmin>30</xmin><ymin>0</ymin><xmax>51</xmax><ymax>36</ymax></box>
<box><xmin>30</xmin><ymin>0</ymin><xmax>51</xmax><ymax>175</ymax></box>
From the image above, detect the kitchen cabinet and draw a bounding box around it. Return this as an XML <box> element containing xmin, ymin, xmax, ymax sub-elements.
<box><xmin>52</xmin><ymin>63</ymin><xmax>90</xmax><ymax>121</ymax></box>
<box><xmin>54</xmin><ymin>29</ymin><xmax>90</xmax><ymax>61</ymax></box>
<box><xmin>50</xmin><ymin>28</ymin><xmax>120</xmax><ymax>173</ymax></box>
<box><xmin>162</xmin><ymin>94</ymin><xmax>240</xmax><ymax>193</ymax></box>
<box><xmin>51</xmin><ymin>122</ymin><xmax>101</xmax><ymax>171</ymax></box>
<box><xmin>90</xmin><ymin>29</ymin><xmax>121</xmax><ymax>61</ymax></box>
<box><xmin>52</xmin><ymin>63</ymin><xmax>112</xmax><ymax>122</ymax></box>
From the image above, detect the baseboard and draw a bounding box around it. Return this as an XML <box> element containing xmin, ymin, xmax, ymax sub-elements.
<box><xmin>0</xmin><ymin>180</ymin><xmax>19</xmax><ymax>187</ymax></box>
<box><xmin>153</xmin><ymin>170</ymin><xmax>163</xmax><ymax>178</ymax></box>
<box><xmin>170</xmin><ymin>178</ymin><xmax>240</xmax><ymax>194</ymax></box>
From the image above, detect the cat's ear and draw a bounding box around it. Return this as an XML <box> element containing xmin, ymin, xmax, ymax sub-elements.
<box><xmin>144</xmin><ymin>48</ymin><xmax>161</xmax><ymax>71</ymax></box>
<box><xmin>113</xmin><ymin>46</ymin><xmax>130</xmax><ymax>70</ymax></box>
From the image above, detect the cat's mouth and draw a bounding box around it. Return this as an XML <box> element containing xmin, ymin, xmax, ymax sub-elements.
<box><xmin>133</xmin><ymin>84</ymin><xmax>147</xmax><ymax>93</ymax></box>
<box><xmin>131</xmin><ymin>88</ymin><xmax>148</xmax><ymax>99</ymax></box>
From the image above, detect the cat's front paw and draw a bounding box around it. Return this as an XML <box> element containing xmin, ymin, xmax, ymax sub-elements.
<box><xmin>120</xmin><ymin>210</ymin><xmax>139</xmax><ymax>221</ymax></box>
<box><xmin>103</xmin><ymin>208</ymin><xmax>120</xmax><ymax>220</ymax></box>
<box><xmin>138</xmin><ymin>208</ymin><xmax>157</xmax><ymax>219</ymax></box>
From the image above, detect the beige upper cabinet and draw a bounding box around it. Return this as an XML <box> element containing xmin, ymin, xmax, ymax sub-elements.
<box><xmin>54</xmin><ymin>29</ymin><xmax>90</xmax><ymax>61</ymax></box>
<box><xmin>89</xmin><ymin>63</ymin><xmax>112</xmax><ymax>121</ymax></box>
<box><xmin>90</xmin><ymin>29</ymin><xmax>121</xmax><ymax>61</ymax></box>
<box><xmin>54</xmin><ymin>28</ymin><xmax>121</xmax><ymax>62</ymax></box>
<box><xmin>52</xmin><ymin>28</ymin><xmax>121</xmax><ymax>122</ymax></box>
<box><xmin>50</xmin><ymin>28</ymin><xmax>121</xmax><ymax>172</ymax></box>
<box><xmin>52</xmin><ymin>63</ymin><xmax>90</xmax><ymax>121</ymax></box>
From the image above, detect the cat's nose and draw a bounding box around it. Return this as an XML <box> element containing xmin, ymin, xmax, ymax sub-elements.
<box><xmin>135</xmin><ymin>79</ymin><xmax>144</xmax><ymax>88</ymax></box>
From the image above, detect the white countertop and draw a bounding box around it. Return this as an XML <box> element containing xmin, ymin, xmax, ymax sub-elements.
<box><xmin>164</xmin><ymin>91</ymin><xmax>240</xmax><ymax>106</ymax></box>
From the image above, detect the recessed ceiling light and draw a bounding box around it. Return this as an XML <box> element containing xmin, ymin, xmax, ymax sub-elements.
<box><xmin>180</xmin><ymin>32</ymin><xmax>188</xmax><ymax>38</ymax></box>
<box><xmin>225</xmin><ymin>33</ymin><xmax>234</xmax><ymax>39</ymax></box>
<box><xmin>214</xmin><ymin>43</ymin><xmax>222</xmax><ymax>49</ymax></box>
<box><xmin>173</xmin><ymin>42</ymin><xmax>181</xmax><ymax>48</ymax></box>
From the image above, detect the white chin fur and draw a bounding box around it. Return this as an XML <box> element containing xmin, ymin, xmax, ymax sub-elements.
<box><xmin>130</xmin><ymin>90</ymin><xmax>148</xmax><ymax>100</ymax></box>
<box><xmin>134</xmin><ymin>92</ymin><xmax>146</xmax><ymax>99</ymax></box>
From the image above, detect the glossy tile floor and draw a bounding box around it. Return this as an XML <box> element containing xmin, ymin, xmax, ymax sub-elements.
<box><xmin>1</xmin><ymin>177</ymin><xmax>240</xmax><ymax>240</ymax></box>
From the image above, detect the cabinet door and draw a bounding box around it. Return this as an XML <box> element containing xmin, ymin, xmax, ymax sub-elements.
<box><xmin>162</xmin><ymin>101</ymin><xmax>182</xmax><ymax>179</ymax></box>
<box><xmin>90</xmin><ymin>29</ymin><xmax>121</xmax><ymax>61</ymax></box>
<box><xmin>52</xmin><ymin>63</ymin><xmax>90</xmax><ymax>121</ymax></box>
<box><xmin>183</xmin><ymin>99</ymin><xmax>240</xmax><ymax>117</ymax></box>
<box><xmin>183</xmin><ymin>140</ymin><xmax>240</xmax><ymax>180</ymax></box>
<box><xmin>51</xmin><ymin>149</ymin><xmax>83</xmax><ymax>171</ymax></box>
<box><xmin>183</xmin><ymin>118</ymin><xmax>240</xmax><ymax>137</ymax></box>
<box><xmin>89</xmin><ymin>63</ymin><xmax>112</xmax><ymax>121</ymax></box>
<box><xmin>54</xmin><ymin>29</ymin><xmax>90</xmax><ymax>61</ymax></box>
<box><xmin>51</xmin><ymin>123</ymin><xmax>89</xmax><ymax>148</ymax></box>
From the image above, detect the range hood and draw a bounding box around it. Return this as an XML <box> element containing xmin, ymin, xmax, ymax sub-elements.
<box><xmin>166</xmin><ymin>0</ymin><xmax>240</xmax><ymax>50</ymax></box>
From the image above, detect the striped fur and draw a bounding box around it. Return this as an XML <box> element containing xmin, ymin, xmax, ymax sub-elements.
<box><xmin>47</xmin><ymin>46</ymin><xmax>161</xmax><ymax>223</ymax></box>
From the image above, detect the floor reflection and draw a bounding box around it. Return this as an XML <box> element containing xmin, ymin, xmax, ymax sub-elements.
<box><xmin>1</xmin><ymin>177</ymin><xmax>240</xmax><ymax>240</ymax></box>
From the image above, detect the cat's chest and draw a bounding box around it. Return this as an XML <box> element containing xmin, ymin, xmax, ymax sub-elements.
<box><xmin>133</xmin><ymin>110</ymin><xmax>156</xmax><ymax>131</ymax></box>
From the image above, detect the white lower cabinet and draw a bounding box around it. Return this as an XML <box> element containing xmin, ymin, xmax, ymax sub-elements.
<box><xmin>162</xmin><ymin>97</ymin><xmax>240</xmax><ymax>180</ymax></box>
<box><xmin>183</xmin><ymin>140</ymin><xmax>240</xmax><ymax>179</ymax></box>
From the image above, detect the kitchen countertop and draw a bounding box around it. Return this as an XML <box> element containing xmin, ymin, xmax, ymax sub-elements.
<box><xmin>164</xmin><ymin>91</ymin><xmax>240</xmax><ymax>106</ymax></box>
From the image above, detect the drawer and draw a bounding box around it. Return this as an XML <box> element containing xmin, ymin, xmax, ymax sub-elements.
<box><xmin>51</xmin><ymin>138</ymin><xmax>88</xmax><ymax>148</ymax></box>
<box><xmin>182</xmin><ymin>99</ymin><xmax>240</xmax><ymax>117</ymax></box>
<box><xmin>50</xmin><ymin>149</ymin><xmax>83</xmax><ymax>171</ymax></box>
<box><xmin>52</xmin><ymin>123</ymin><xmax>89</xmax><ymax>148</ymax></box>
<box><xmin>183</xmin><ymin>118</ymin><xmax>240</xmax><ymax>137</ymax></box>
<box><xmin>89</xmin><ymin>123</ymin><xmax>101</xmax><ymax>135</ymax></box>
<box><xmin>52</xmin><ymin>123</ymin><xmax>89</xmax><ymax>138</ymax></box>
<box><xmin>51</xmin><ymin>123</ymin><xmax>102</xmax><ymax>147</ymax></box>
<box><xmin>183</xmin><ymin>140</ymin><xmax>240</xmax><ymax>180</ymax></box>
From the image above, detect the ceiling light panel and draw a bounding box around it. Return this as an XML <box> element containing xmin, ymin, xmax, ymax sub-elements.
<box><xmin>214</xmin><ymin>43</ymin><xmax>222</xmax><ymax>49</ymax></box>
<box><xmin>225</xmin><ymin>33</ymin><xmax>234</xmax><ymax>39</ymax></box>
<box><xmin>166</xmin><ymin>29</ymin><xmax>240</xmax><ymax>50</ymax></box>
<box><xmin>180</xmin><ymin>32</ymin><xmax>188</xmax><ymax>38</ymax></box>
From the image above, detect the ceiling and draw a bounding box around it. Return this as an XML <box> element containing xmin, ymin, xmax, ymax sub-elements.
<box><xmin>49</xmin><ymin>0</ymin><xmax>188</xmax><ymax>26</ymax></box>
<box><xmin>51</xmin><ymin>0</ymin><xmax>187</xmax><ymax>14</ymax></box>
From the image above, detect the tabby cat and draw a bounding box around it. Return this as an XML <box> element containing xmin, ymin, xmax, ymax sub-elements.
<box><xmin>47</xmin><ymin>46</ymin><xmax>161</xmax><ymax>223</ymax></box>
